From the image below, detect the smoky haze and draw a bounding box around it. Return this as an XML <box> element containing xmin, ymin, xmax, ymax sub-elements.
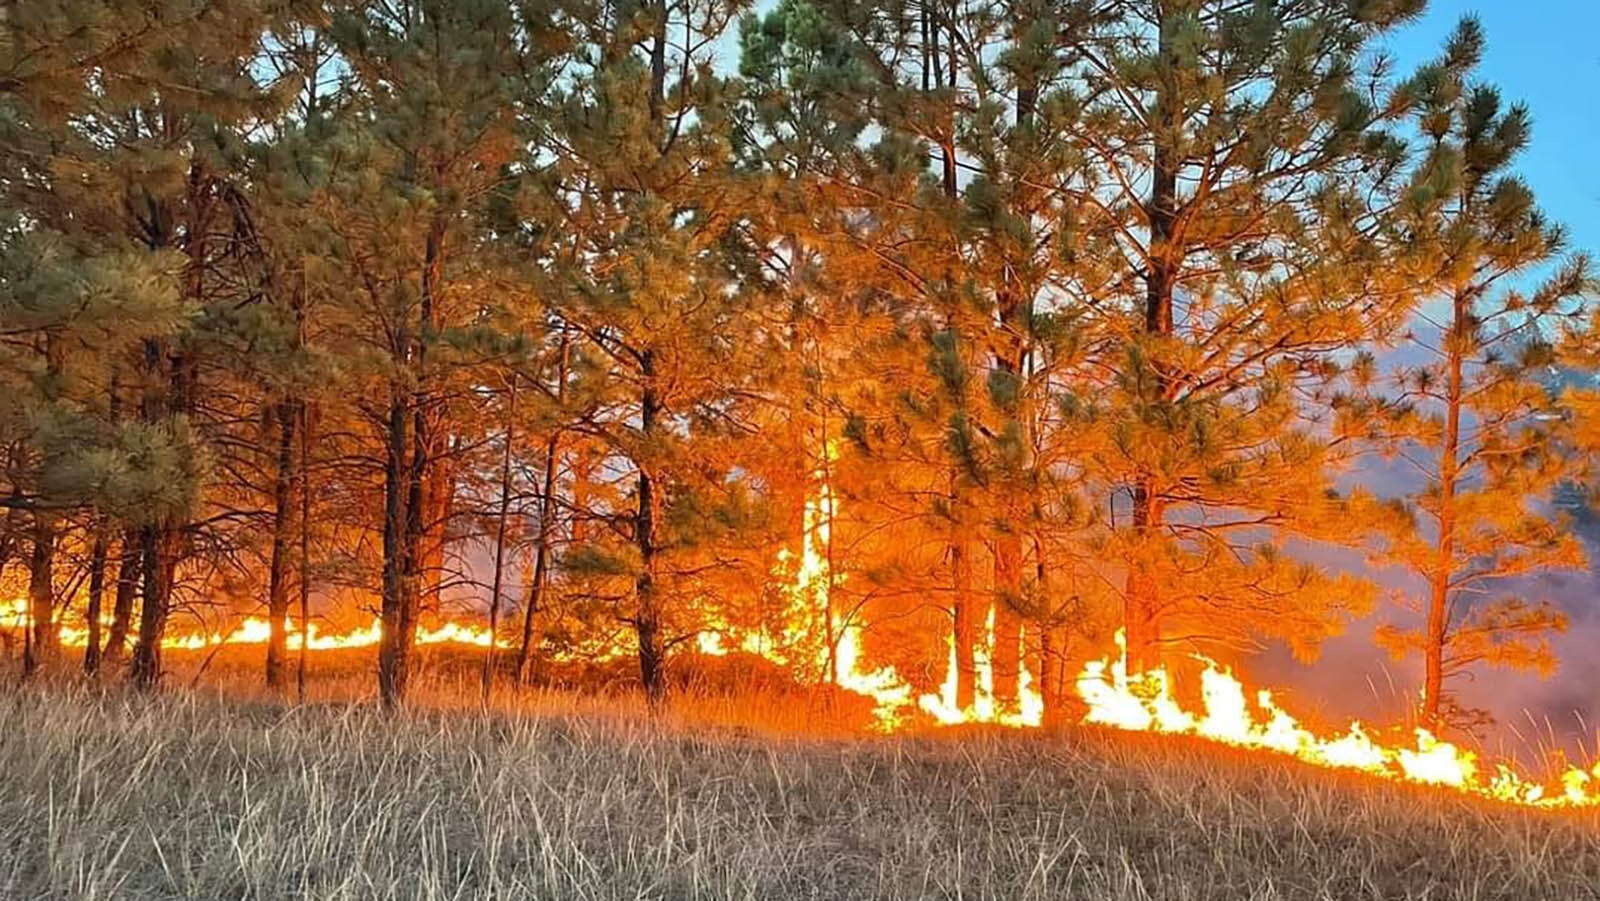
<box><xmin>1254</xmin><ymin>325</ymin><xmax>1599</xmax><ymax>764</ymax></box>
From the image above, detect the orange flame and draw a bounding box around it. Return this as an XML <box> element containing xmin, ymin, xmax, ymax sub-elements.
<box><xmin>1075</xmin><ymin>629</ymin><xmax>1600</xmax><ymax>808</ymax></box>
<box><xmin>2</xmin><ymin>600</ymin><xmax>502</xmax><ymax>652</ymax></box>
<box><xmin>10</xmin><ymin>480</ymin><xmax>1600</xmax><ymax>812</ymax></box>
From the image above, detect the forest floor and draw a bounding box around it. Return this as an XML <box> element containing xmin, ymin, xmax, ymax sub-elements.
<box><xmin>0</xmin><ymin>658</ymin><xmax>1598</xmax><ymax>900</ymax></box>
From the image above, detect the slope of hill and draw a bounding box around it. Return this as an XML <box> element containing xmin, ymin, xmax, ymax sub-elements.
<box><xmin>0</xmin><ymin>686</ymin><xmax>1596</xmax><ymax>900</ymax></box>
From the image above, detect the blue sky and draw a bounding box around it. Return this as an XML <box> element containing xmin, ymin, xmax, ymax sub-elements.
<box><xmin>1384</xmin><ymin>2</ymin><xmax>1600</xmax><ymax>258</ymax></box>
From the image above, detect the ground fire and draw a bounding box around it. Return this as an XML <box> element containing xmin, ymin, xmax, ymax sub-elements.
<box><xmin>9</xmin><ymin>477</ymin><xmax>1595</xmax><ymax>812</ymax></box>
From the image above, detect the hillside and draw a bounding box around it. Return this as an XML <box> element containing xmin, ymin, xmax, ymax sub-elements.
<box><xmin>1</xmin><ymin>686</ymin><xmax>1596</xmax><ymax>900</ymax></box>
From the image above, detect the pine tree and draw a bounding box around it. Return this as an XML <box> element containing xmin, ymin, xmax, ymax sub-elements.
<box><xmin>1062</xmin><ymin>0</ymin><xmax>1421</xmax><ymax>670</ymax></box>
<box><xmin>287</xmin><ymin>0</ymin><xmax>542</xmax><ymax>707</ymax></box>
<box><xmin>742</xmin><ymin>0</ymin><xmax>1114</xmax><ymax>717</ymax></box>
<box><xmin>1367</xmin><ymin>18</ymin><xmax>1590</xmax><ymax>729</ymax></box>
<box><xmin>551</xmin><ymin>0</ymin><xmax>781</xmax><ymax>704</ymax></box>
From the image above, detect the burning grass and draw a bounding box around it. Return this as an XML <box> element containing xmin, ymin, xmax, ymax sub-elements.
<box><xmin>0</xmin><ymin>676</ymin><xmax>1596</xmax><ymax>900</ymax></box>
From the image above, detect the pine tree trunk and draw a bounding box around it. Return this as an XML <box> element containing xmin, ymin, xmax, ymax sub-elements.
<box><xmin>517</xmin><ymin>322</ymin><xmax>570</xmax><ymax>688</ymax></box>
<box><xmin>296</xmin><ymin>400</ymin><xmax>312</xmax><ymax>701</ymax></box>
<box><xmin>86</xmin><ymin>375</ymin><xmax>121</xmax><ymax>677</ymax></box>
<box><xmin>131</xmin><ymin>161</ymin><xmax>209</xmax><ymax>693</ymax></box>
<box><xmin>1424</xmin><ymin>290</ymin><xmax>1467</xmax><ymax>727</ymax></box>
<box><xmin>991</xmin><ymin>532</ymin><xmax>1024</xmax><ymax>710</ymax></box>
<box><xmin>83</xmin><ymin>526</ymin><xmax>110</xmax><ymax>676</ymax></box>
<box><xmin>1124</xmin><ymin>487</ymin><xmax>1164</xmax><ymax>674</ymax></box>
<box><xmin>266</xmin><ymin>402</ymin><xmax>296</xmax><ymax>689</ymax></box>
<box><xmin>22</xmin><ymin>511</ymin><xmax>57</xmax><ymax>679</ymax></box>
<box><xmin>378</xmin><ymin>389</ymin><xmax>414</xmax><ymax>709</ymax></box>
<box><xmin>104</xmin><ymin>532</ymin><xmax>139</xmax><ymax>665</ymax></box>
<box><xmin>635</xmin><ymin>348</ymin><xmax>667</xmax><ymax>706</ymax></box>
<box><xmin>1038</xmin><ymin>626</ymin><xmax>1064</xmax><ymax>726</ymax></box>
<box><xmin>629</xmin><ymin>2</ymin><xmax>671</xmax><ymax>708</ymax></box>
<box><xmin>1124</xmin><ymin>8</ymin><xmax>1179</xmax><ymax>675</ymax></box>
<box><xmin>418</xmin><ymin>441</ymin><xmax>453</xmax><ymax>617</ymax></box>
<box><xmin>1032</xmin><ymin>535</ymin><xmax>1073</xmax><ymax>725</ymax></box>
<box><xmin>516</xmin><ymin>435</ymin><xmax>559</xmax><ymax>687</ymax></box>
<box><xmin>989</xmin><ymin>6</ymin><xmax>1043</xmax><ymax>716</ymax></box>
<box><xmin>570</xmin><ymin>449</ymin><xmax>593</xmax><ymax>545</ymax></box>
<box><xmin>951</xmin><ymin>535</ymin><xmax>978</xmax><ymax>711</ymax></box>
<box><xmin>928</xmin><ymin>10</ymin><xmax>977</xmax><ymax>710</ymax></box>
<box><xmin>379</xmin><ymin>218</ymin><xmax>443</xmax><ymax>709</ymax></box>
<box><xmin>481</xmin><ymin>377</ymin><xmax>517</xmax><ymax>702</ymax></box>
<box><xmin>129</xmin><ymin>524</ymin><xmax>174</xmax><ymax>691</ymax></box>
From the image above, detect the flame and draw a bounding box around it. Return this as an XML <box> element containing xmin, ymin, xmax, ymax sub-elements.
<box><xmin>917</xmin><ymin>608</ymin><xmax>1044</xmax><ymax>728</ymax></box>
<box><xmin>9</xmin><ymin>473</ymin><xmax>1600</xmax><ymax>812</ymax></box>
<box><xmin>2</xmin><ymin>600</ymin><xmax>502</xmax><ymax>652</ymax></box>
<box><xmin>696</xmin><ymin>456</ymin><xmax>1045</xmax><ymax>730</ymax></box>
<box><xmin>1075</xmin><ymin>629</ymin><xmax>1600</xmax><ymax>808</ymax></box>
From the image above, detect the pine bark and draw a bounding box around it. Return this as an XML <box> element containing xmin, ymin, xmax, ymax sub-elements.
<box><xmin>635</xmin><ymin>348</ymin><xmax>667</xmax><ymax>705</ymax></box>
<box><xmin>379</xmin><ymin>218</ymin><xmax>443</xmax><ymax>709</ymax></box>
<box><xmin>82</xmin><ymin>527</ymin><xmax>110</xmax><ymax>676</ymax></box>
<box><xmin>265</xmin><ymin>402</ymin><xmax>296</xmax><ymax>688</ymax></box>
<box><xmin>104</xmin><ymin>532</ymin><xmax>139</xmax><ymax>664</ymax></box>
<box><xmin>378</xmin><ymin>386</ymin><xmax>415</xmax><ymax>708</ymax></box>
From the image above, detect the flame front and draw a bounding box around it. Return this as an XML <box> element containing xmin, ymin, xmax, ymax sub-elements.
<box><xmin>697</xmin><ymin>460</ymin><xmax>1043</xmax><ymax>730</ymax></box>
<box><xmin>8</xmin><ymin>470</ymin><xmax>1600</xmax><ymax>812</ymax></box>
<box><xmin>2</xmin><ymin>599</ymin><xmax>501</xmax><ymax>652</ymax></box>
<box><xmin>1075</xmin><ymin>629</ymin><xmax>1600</xmax><ymax>808</ymax></box>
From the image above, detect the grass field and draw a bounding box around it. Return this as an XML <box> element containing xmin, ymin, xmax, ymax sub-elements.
<box><xmin>1</xmin><ymin>669</ymin><xmax>1598</xmax><ymax>901</ymax></box>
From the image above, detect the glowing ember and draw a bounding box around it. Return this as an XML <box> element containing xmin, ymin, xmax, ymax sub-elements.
<box><xmin>1074</xmin><ymin>629</ymin><xmax>1600</xmax><ymax>809</ymax></box>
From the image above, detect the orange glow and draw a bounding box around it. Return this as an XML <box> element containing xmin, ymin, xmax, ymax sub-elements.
<box><xmin>697</xmin><ymin>457</ymin><xmax>1044</xmax><ymax>730</ymax></box>
<box><xmin>1075</xmin><ymin>629</ymin><xmax>1600</xmax><ymax>809</ymax></box>
<box><xmin>2</xmin><ymin>599</ymin><xmax>502</xmax><ymax>652</ymax></box>
<box><xmin>917</xmin><ymin>608</ymin><xmax>1044</xmax><ymax>728</ymax></box>
<box><xmin>9</xmin><ymin>486</ymin><xmax>1600</xmax><ymax>812</ymax></box>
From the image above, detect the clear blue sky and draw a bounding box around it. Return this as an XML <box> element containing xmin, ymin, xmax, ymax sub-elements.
<box><xmin>1385</xmin><ymin>2</ymin><xmax>1600</xmax><ymax>257</ymax></box>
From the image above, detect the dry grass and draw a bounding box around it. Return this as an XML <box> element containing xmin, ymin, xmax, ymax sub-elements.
<box><xmin>1</xmin><ymin>673</ymin><xmax>1598</xmax><ymax>900</ymax></box>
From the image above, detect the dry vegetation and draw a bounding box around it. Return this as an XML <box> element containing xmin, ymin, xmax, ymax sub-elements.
<box><xmin>1</xmin><ymin>673</ymin><xmax>1597</xmax><ymax>901</ymax></box>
